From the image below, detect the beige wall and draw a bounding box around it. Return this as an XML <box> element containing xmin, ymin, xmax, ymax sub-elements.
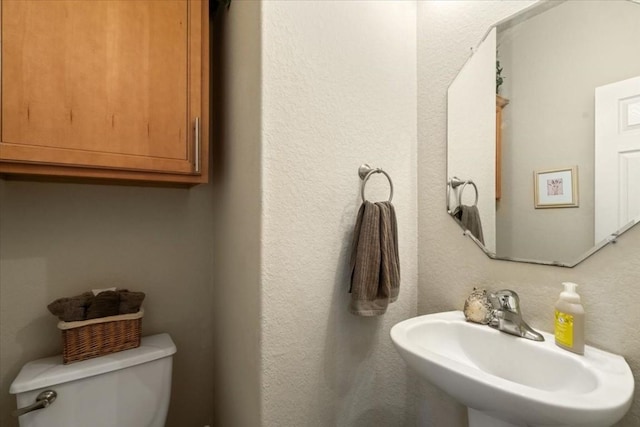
<box><xmin>418</xmin><ymin>1</ymin><xmax>640</xmax><ymax>426</ymax></box>
<box><xmin>210</xmin><ymin>1</ymin><xmax>262</xmax><ymax>426</ymax></box>
<box><xmin>0</xmin><ymin>179</ymin><xmax>215</xmax><ymax>427</ymax></box>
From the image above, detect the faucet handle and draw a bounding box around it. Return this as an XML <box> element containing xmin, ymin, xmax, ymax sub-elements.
<box><xmin>490</xmin><ymin>289</ymin><xmax>521</xmax><ymax>313</ymax></box>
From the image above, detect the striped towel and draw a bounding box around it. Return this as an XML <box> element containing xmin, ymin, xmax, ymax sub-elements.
<box><xmin>348</xmin><ymin>201</ymin><xmax>400</xmax><ymax>316</ymax></box>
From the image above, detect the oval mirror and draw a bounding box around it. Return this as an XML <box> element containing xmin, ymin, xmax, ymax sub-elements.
<box><xmin>447</xmin><ymin>0</ymin><xmax>640</xmax><ymax>267</ymax></box>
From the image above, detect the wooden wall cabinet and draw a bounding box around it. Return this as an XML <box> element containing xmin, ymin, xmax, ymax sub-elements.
<box><xmin>0</xmin><ymin>0</ymin><xmax>209</xmax><ymax>185</ymax></box>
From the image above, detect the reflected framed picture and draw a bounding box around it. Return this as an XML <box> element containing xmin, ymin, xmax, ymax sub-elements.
<box><xmin>534</xmin><ymin>166</ymin><xmax>579</xmax><ymax>209</ymax></box>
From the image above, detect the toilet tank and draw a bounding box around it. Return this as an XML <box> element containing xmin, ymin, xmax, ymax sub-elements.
<box><xmin>10</xmin><ymin>333</ymin><xmax>176</xmax><ymax>427</ymax></box>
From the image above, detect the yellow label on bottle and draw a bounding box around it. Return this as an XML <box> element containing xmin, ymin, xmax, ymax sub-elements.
<box><xmin>555</xmin><ymin>310</ymin><xmax>574</xmax><ymax>347</ymax></box>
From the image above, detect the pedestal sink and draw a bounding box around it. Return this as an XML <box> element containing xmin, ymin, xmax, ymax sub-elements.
<box><xmin>390</xmin><ymin>311</ymin><xmax>634</xmax><ymax>427</ymax></box>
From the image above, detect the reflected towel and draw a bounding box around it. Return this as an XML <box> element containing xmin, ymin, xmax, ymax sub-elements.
<box><xmin>455</xmin><ymin>205</ymin><xmax>485</xmax><ymax>245</ymax></box>
<box><xmin>349</xmin><ymin>201</ymin><xmax>400</xmax><ymax>316</ymax></box>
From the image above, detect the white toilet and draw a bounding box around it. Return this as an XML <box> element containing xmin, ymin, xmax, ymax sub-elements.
<box><xmin>10</xmin><ymin>333</ymin><xmax>176</xmax><ymax>427</ymax></box>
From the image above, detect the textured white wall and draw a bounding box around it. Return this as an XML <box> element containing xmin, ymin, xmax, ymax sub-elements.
<box><xmin>418</xmin><ymin>1</ymin><xmax>640</xmax><ymax>426</ymax></box>
<box><xmin>261</xmin><ymin>1</ymin><xmax>418</xmax><ymax>425</ymax></box>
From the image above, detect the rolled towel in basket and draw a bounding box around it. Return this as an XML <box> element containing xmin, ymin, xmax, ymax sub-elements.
<box><xmin>118</xmin><ymin>290</ymin><xmax>146</xmax><ymax>314</ymax></box>
<box><xmin>48</xmin><ymin>288</ymin><xmax>146</xmax><ymax>321</ymax></box>
<box><xmin>86</xmin><ymin>290</ymin><xmax>120</xmax><ymax>319</ymax></box>
<box><xmin>47</xmin><ymin>293</ymin><xmax>92</xmax><ymax>322</ymax></box>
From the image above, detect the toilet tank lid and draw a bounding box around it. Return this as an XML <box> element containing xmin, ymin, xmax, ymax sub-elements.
<box><xmin>9</xmin><ymin>333</ymin><xmax>176</xmax><ymax>394</ymax></box>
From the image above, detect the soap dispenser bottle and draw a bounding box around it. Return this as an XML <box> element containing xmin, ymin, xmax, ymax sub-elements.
<box><xmin>554</xmin><ymin>282</ymin><xmax>585</xmax><ymax>355</ymax></box>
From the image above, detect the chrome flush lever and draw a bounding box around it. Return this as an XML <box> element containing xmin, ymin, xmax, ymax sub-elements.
<box><xmin>12</xmin><ymin>390</ymin><xmax>57</xmax><ymax>417</ymax></box>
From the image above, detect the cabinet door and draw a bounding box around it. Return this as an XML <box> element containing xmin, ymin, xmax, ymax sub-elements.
<box><xmin>1</xmin><ymin>0</ymin><xmax>204</xmax><ymax>178</ymax></box>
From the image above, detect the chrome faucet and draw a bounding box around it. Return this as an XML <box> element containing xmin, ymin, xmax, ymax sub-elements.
<box><xmin>488</xmin><ymin>290</ymin><xmax>544</xmax><ymax>341</ymax></box>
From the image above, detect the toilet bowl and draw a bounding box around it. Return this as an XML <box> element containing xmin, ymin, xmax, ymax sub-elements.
<box><xmin>10</xmin><ymin>333</ymin><xmax>176</xmax><ymax>427</ymax></box>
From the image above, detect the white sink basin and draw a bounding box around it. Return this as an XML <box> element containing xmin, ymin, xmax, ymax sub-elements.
<box><xmin>390</xmin><ymin>311</ymin><xmax>634</xmax><ymax>427</ymax></box>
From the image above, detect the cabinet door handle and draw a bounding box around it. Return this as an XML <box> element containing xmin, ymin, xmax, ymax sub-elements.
<box><xmin>13</xmin><ymin>390</ymin><xmax>57</xmax><ymax>417</ymax></box>
<box><xmin>194</xmin><ymin>117</ymin><xmax>201</xmax><ymax>173</ymax></box>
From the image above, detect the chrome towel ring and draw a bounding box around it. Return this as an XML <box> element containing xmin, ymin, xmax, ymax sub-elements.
<box><xmin>358</xmin><ymin>164</ymin><xmax>394</xmax><ymax>203</ymax></box>
<box><xmin>447</xmin><ymin>177</ymin><xmax>478</xmax><ymax>212</ymax></box>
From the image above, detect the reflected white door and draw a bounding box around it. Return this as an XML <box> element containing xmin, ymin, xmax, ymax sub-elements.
<box><xmin>595</xmin><ymin>76</ymin><xmax>640</xmax><ymax>243</ymax></box>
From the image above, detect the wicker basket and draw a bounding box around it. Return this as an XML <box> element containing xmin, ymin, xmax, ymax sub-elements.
<box><xmin>58</xmin><ymin>308</ymin><xmax>144</xmax><ymax>364</ymax></box>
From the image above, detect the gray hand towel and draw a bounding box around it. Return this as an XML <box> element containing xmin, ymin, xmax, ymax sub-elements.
<box><xmin>456</xmin><ymin>204</ymin><xmax>485</xmax><ymax>245</ymax></box>
<box><xmin>349</xmin><ymin>201</ymin><xmax>401</xmax><ymax>316</ymax></box>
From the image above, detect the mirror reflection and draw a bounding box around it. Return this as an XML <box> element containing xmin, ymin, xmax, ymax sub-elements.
<box><xmin>447</xmin><ymin>0</ymin><xmax>640</xmax><ymax>267</ymax></box>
